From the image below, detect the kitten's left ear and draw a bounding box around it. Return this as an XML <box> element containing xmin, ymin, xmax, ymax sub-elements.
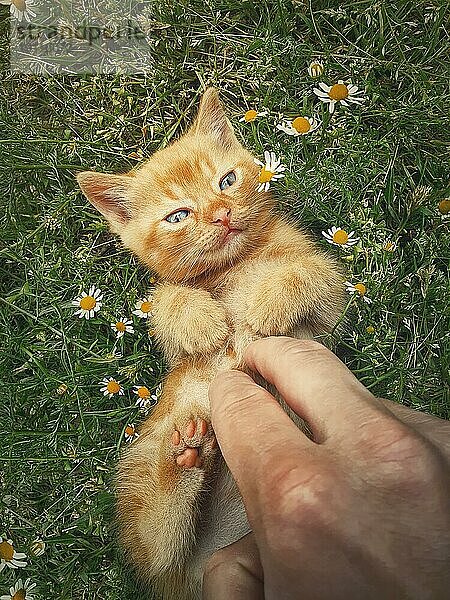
<box><xmin>190</xmin><ymin>87</ymin><xmax>239</xmax><ymax>149</ymax></box>
<box><xmin>76</xmin><ymin>171</ymin><xmax>134</xmax><ymax>232</ymax></box>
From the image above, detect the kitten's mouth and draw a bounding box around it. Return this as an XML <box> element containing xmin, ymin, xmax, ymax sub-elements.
<box><xmin>223</xmin><ymin>227</ymin><xmax>242</xmax><ymax>243</ymax></box>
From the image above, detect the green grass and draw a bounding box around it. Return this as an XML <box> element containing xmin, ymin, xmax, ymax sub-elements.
<box><xmin>1</xmin><ymin>0</ymin><xmax>449</xmax><ymax>598</ymax></box>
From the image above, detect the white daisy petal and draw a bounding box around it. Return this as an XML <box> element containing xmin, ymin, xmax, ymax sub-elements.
<box><xmin>313</xmin><ymin>88</ymin><xmax>328</xmax><ymax>99</ymax></box>
<box><xmin>347</xmin><ymin>96</ymin><xmax>364</xmax><ymax>104</ymax></box>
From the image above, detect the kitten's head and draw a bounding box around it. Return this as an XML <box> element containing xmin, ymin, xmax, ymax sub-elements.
<box><xmin>77</xmin><ymin>88</ymin><xmax>275</xmax><ymax>282</ymax></box>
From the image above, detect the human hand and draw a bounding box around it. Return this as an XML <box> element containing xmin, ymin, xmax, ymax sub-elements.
<box><xmin>205</xmin><ymin>337</ymin><xmax>450</xmax><ymax>600</ymax></box>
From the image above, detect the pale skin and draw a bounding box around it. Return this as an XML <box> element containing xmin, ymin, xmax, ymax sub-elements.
<box><xmin>202</xmin><ymin>337</ymin><xmax>450</xmax><ymax>600</ymax></box>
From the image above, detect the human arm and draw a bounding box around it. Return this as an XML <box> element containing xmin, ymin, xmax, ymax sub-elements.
<box><xmin>205</xmin><ymin>337</ymin><xmax>450</xmax><ymax>600</ymax></box>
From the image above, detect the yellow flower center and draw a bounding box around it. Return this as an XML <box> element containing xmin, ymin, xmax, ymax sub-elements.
<box><xmin>140</xmin><ymin>301</ymin><xmax>152</xmax><ymax>313</ymax></box>
<box><xmin>13</xmin><ymin>0</ymin><xmax>26</xmax><ymax>11</ymax></box>
<box><xmin>80</xmin><ymin>296</ymin><xmax>96</xmax><ymax>310</ymax></box>
<box><xmin>115</xmin><ymin>321</ymin><xmax>126</xmax><ymax>332</ymax></box>
<box><xmin>438</xmin><ymin>199</ymin><xmax>450</xmax><ymax>215</ymax></box>
<box><xmin>366</xmin><ymin>326</ymin><xmax>375</xmax><ymax>334</ymax></box>
<box><xmin>292</xmin><ymin>117</ymin><xmax>311</xmax><ymax>133</ymax></box>
<box><xmin>383</xmin><ymin>241</ymin><xmax>395</xmax><ymax>252</ymax></box>
<box><xmin>354</xmin><ymin>283</ymin><xmax>367</xmax><ymax>296</ymax></box>
<box><xmin>309</xmin><ymin>62</ymin><xmax>324</xmax><ymax>76</ymax></box>
<box><xmin>244</xmin><ymin>109</ymin><xmax>258</xmax><ymax>122</ymax></box>
<box><xmin>259</xmin><ymin>167</ymin><xmax>274</xmax><ymax>183</ymax></box>
<box><xmin>0</xmin><ymin>540</ymin><xmax>14</xmax><ymax>561</ymax></box>
<box><xmin>332</xmin><ymin>229</ymin><xmax>349</xmax><ymax>245</ymax></box>
<box><xmin>125</xmin><ymin>425</ymin><xmax>135</xmax><ymax>436</ymax></box>
<box><xmin>137</xmin><ymin>386</ymin><xmax>150</xmax><ymax>399</ymax></box>
<box><xmin>106</xmin><ymin>380</ymin><xmax>120</xmax><ymax>394</ymax></box>
<box><xmin>328</xmin><ymin>83</ymin><xmax>349</xmax><ymax>101</ymax></box>
<box><xmin>12</xmin><ymin>590</ymin><xmax>26</xmax><ymax>600</ymax></box>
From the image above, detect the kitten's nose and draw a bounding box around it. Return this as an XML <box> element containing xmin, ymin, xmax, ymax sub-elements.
<box><xmin>212</xmin><ymin>207</ymin><xmax>231</xmax><ymax>227</ymax></box>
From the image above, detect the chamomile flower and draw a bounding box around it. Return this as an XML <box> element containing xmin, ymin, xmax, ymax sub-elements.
<box><xmin>276</xmin><ymin>116</ymin><xmax>320</xmax><ymax>136</ymax></box>
<box><xmin>111</xmin><ymin>317</ymin><xmax>134</xmax><ymax>338</ymax></box>
<box><xmin>72</xmin><ymin>286</ymin><xmax>103</xmax><ymax>319</ymax></box>
<box><xmin>0</xmin><ymin>0</ymin><xmax>36</xmax><ymax>22</ymax></box>
<box><xmin>0</xmin><ymin>578</ymin><xmax>36</xmax><ymax>600</ymax></box>
<box><xmin>133</xmin><ymin>297</ymin><xmax>153</xmax><ymax>319</ymax></box>
<box><xmin>346</xmin><ymin>281</ymin><xmax>372</xmax><ymax>303</ymax></box>
<box><xmin>383</xmin><ymin>240</ymin><xmax>397</xmax><ymax>252</ymax></box>
<box><xmin>99</xmin><ymin>377</ymin><xmax>124</xmax><ymax>398</ymax></box>
<box><xmin>322</xmin><ymin>226</ymin><xmax>359</xmax><ymax>248</ymax></box>
<box><xmin>313</xmin><ymin>80</ymin><xmax>365</xmax><ymax>114</ymax></box>
<box><xmin>124</xmin><ymin>423</ymin><xmax>139</xmax><ymax>443</ymax></box>
<box><xmin>128</xmin><ymin>148</ymin><xmax>144</xmax><ymax>161</ymax></box>
<box><xmin>438</xmin><ymin>199</ymin><xmax>450</xmax><ymax>215</ymax></box>
<box><xmin>0</xmin><ymin>538</ymin><xmax>27</xmax><ymax>572</ymax></box>
<box><xmin>254</xmin><ymin>151</ymin><xmax>286</xmax><ymax>192</ymax></box>
<box><xmin>308</xmin><ymin>60</ymin><xmax>324</xmax><ymax>77</ymax></box>
<box><xmin>30</xmin><ymin>538</ymin><xmax>46</xmax><ymax>556</ymax></box>
<box><xmin>239</xmin><ymin>109</ymin><xmax>268</xmax><ymax>122</ymax></box>
<box><xmin>133</xmin><ymin>385</ymin><xmax>157</xmax><ymax>409</ymax></box>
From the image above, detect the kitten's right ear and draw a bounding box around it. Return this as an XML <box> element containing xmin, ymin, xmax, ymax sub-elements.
<box><xmin>190</xmin><ymin>87</ymin><xmax>239</xmax><ymax>149</ymax></box>
<box><xmin>76</xmin><ymin>171</ymin><xmax>134</xmax><ymax>228</ymax></box>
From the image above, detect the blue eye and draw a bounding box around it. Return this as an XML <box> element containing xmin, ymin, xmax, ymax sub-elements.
<box><xmin>165</xmin><ymin>209</ymin><xmax>191</xmax><ymax>223</ymax></box>
<box><xmin>219</xmin><ymin>171</ymin><xmax>237</xmax><ymax>190</ymax></box>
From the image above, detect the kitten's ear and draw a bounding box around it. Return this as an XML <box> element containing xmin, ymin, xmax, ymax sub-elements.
<box><xmin>76</xmin><ymin>171</ymin><xmax>134</xmax><ymax>228</ymax></box>
<box><xmin>190</xmin><ymin>87</ymin><xmax>239</xmax><ymax>149</ymax></box>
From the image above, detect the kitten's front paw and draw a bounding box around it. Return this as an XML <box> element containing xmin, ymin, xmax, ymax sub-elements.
<box><xmin>181</xmin><ymin>309</ymin><xmax>230</xmax><ymax>355</ymax></box>
<box><xmin>245</xmin><ymin>269</ymin><xmax>308</xmax><ymax>336</ymax></box>
<box><xmin>152</xmin><ymin>284</ymin><xmax>230</xmax><ymax>358</ymax></box>
<box><xmin>171</xmin><ymin>418</ymin><xmax>217</xmax><ymax>469</ymax></box>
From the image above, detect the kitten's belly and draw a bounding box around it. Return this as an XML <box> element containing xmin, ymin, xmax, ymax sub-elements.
<box><xmin>186</xmin><ymin>458</ymin><xmax>251</xmax><ymax>581</ymax></box>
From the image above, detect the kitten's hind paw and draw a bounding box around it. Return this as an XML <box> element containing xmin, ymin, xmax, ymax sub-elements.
<box><xmin>171</xmin><ymin>418</ymin><xmax>216</xmax><ymax>469</ymax></box>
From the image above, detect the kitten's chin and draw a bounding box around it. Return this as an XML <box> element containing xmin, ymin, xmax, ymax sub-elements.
<box><xmin>210</xmin><ymin>229</ymin><xmax>252</xmax><ymax>263</ymax></box>
<box><xmin>222</xmin><ymin>228</ymin><xmax>242</xmax><ymax>244</ymax></box>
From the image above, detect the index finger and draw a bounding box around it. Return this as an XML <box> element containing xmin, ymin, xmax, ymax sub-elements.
<box><xmin>209</xmin><ymin>369</ymin><xmax>316</xmax><ymax>503</ymax></box>
<box><xmin>244</xmin><ymin>337</ymin><xmax>389</xmax><ymax>441</ymax></box>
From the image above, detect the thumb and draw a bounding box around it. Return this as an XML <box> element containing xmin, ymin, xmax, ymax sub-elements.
<box><xmin>202</xmin><ymin>533</ymin><xmax>264</xmax><ymax>600</ymax></box>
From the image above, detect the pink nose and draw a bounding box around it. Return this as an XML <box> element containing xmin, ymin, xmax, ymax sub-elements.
<box><xmin>212</xmin><ymin>207</ymin><xmax>231</xmax><ymax>227</ymax></box>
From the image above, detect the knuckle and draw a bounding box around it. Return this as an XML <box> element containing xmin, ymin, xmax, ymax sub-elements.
<box><xmin>366</xmin><ymin>418</ymin><xmax>425</xmax><ymax>461</ymax></box>
<box><xmin>247</xmin><ymin>336</ymin><xmax>333</xmax><ymax>376</ymax></box>
<box><xmin>252</xmin><ymin>336</ymin><xmax>325</xmax><ymax>358</ymax></box>
<box><xmin>361</xmin><ymin>417</ymin><xmax>440</xmax><ymax>490</ymax></box>
<box><xmin>268</xmin><ymin>464</ymin><xmax>336</xmax><ymax>530</ymax></box>
<box><xmin>203</xmin><ymin>548</ymin><xmax>229</xmax><ymax>578</ymax></box>
<box><xmin>210</xmin><ymin>371</ymin><xmax>265</xmax><ymax>417</ymax></box>
<box><xmin>203</xmin><ymin>548</ymin><xmax>246</xmax><ymax>584</ymax></box>
<box><xmin>211</xmin><ymin>371</ymin><xmax>259</xmax><ymax>399</ymax></box>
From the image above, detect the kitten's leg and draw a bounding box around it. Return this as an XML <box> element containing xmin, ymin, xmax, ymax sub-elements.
<box><xmin>152</xmin><ymin>283</ymin><xmax>230</xmax><ymax>363</ymax></box>
<box><xmin>241</xmin><ymin>255</ymin><xmax>345</xmax><ymax>337</ymax></box>
<box><xmin>117</xmin><ymin>413</ymin><xmax>218</xmax><ymax>581</ymax></box>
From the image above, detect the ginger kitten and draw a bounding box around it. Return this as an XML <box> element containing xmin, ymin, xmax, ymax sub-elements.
<box><xmin>77</xmin><ymin>88</ymin><xmax>345</xmax><ymax>600</ymax></box>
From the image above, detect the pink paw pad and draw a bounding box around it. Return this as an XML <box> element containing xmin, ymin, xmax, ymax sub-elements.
<box><xmin>172</xmin><ymin>418</ymin><xmax>213</xmax><ymax>469</ymax></box>
<box><xmin>176</xmin><ymin>447</ymin><xmax>199</xmax><ymax>468</ymax></box>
